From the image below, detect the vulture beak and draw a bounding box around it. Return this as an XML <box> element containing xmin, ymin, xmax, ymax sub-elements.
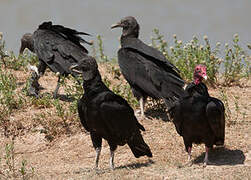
<box><xmin>69</xmin><ymin>64</ymin><xmax>83</xmax><ymax>74</ymax></box>
<box><xmin>111</xmin><ymin>22</ymin><xmax>122</xmax><ymax>29</ymax></box>
<box><xmin>203</xmin><ymin>75</ymin><xmax>208</xmax><ymax>80</ymax></box>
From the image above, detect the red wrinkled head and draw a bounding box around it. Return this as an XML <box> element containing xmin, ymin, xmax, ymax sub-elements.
<box><xmin>193</xmin><ymin>64</ymin><xmax>207</xmax><ymax>85</ymax></box>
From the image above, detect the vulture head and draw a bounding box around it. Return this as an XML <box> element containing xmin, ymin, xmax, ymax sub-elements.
<box><xmin>111</xmin><ymin>16</ymin><xmax>140</xmax><ymax>38</ymax></box>
<box><xmin>70</xmin><ymin>56</ymin><xmax>98</xmax><ymax>81</ymax></box>
<box><xmin>193</xmin><ymin>64</ymin><xmax>207</xmax><ymax>85</ymax></box>
<box><xmin>19</xmin><ymin>33</ymin><xmax>34</xmax><ymax>55</ymax></box>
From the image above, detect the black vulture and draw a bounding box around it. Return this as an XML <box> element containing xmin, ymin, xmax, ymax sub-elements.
<box><xmin>111</xmin><ymin>16</ymin><xmax>185</xmax><ymax>117</ymax></box>
<box><xmin>70</xmin><ymin>56</ymin><xmax>152</xmax><ymax>169</ymax></box>
<box><xmin>171</xmin><ymin>65</ymin><xmax>225</xmax><ymax>166</ymax></box>
<box><xmin>19</xmin><ymin>21</ymin><xmax>92</xmax><ymax>98</ymax></box>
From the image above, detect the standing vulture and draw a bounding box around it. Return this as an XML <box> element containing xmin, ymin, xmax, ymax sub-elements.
<box><xmin>70</xmin><ymin>56</ymin><xmax>152</xmax><ymax>169</ymax></box>
<box><xmin>171</xmin><ymin>65</ymin><xmax>225</xmax><ymax>166</ymax></box>
<box><xmin>111</xmin><ymin>16</ymin><xmax>185</xmax><ymax>117</ymax></box>
<box><xmin>19</xmin><ymin>21</ymin><xmax>92</xmax><ymax>98</ymax></box>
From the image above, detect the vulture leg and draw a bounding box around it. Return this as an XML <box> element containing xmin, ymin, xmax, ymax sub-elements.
<box><xmin>27</xmin><ymin>61</ymin><xmax>47</xmax><ymax>98</ymax></box>
<box><xmin>28</xmin><ymin>71</ymin><xmax>40</xmax><ymax>98</ymax></box>
<box><xmin>109</xmin><ymin>150</ymin><xmax>115</xmax><ymax>170</ymax></box>
<box><xmin>95</xmin><ymin>147</ymin><xmax>101</xmax><ymax>169</ymax></box>
<box><xmin>139</xmin><ymin>97</ymin><xmax>145</xmax><ymax>117</ymax></box>
<box><xmin>186</xmin><ymin>146</ymin><xmax>193</xmax><ymax>166</ymax></box>
<box><xmin>187</xmin><ymin>147</ymin><xmax>192</xmax><ymax>161</ymax></box>
<box><xmin>53</xmin><ymin>76</ymin><xmax>61</xmax><ymax>99</ymax></box>
<box><xmin>108</xmin><ymin>143</ymin><xmax>117</xmax><ymax>170</ymax></box>
<box><xmin>91</xmin><ymin>133</ymin><xmax>102</xmax><ymax>169</ymax></box>
<box><xmin>203</xmin><ymin>146</ymin><xmax>209</xmax><ymax>167</ymax></box>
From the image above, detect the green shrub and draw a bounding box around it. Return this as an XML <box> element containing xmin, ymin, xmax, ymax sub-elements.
<box><xmin>151</xmin><ymin>29</ymin><xmax>250</xmax><ymax>85</ymax></box>
<box><xmin>223</xmin><ymin>34</ymin><xmax>250</xmax><ymax>85</ymax></box>
<box><xmin>0</xmin><ymin>69</ymin><xmax>22</xmax><ymax>122</ymax></box>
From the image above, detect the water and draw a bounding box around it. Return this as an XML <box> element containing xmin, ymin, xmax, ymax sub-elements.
<box><xmin>0</xmin><ymin>0</ymin><xmax>250</xmax><ymax>57</ymax></box>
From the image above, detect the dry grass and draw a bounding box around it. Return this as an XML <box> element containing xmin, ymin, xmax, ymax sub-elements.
<box><xmin>0</xmin><ymin>63</ymin><xmax>250</xmax><ymax>179</ymax></box>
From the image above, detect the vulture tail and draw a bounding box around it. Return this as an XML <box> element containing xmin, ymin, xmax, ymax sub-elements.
<box><xmin>127</xmin><ymin>130</ymin><xmax>152</xmax><ymax>158</ymax></box>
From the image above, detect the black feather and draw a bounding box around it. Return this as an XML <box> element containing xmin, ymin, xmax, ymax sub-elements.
<box><xmin>114</xmin><ymin>16</ymin><xmax>185</xmax><ymax>111</ymax></box>
<box><xmin>172</xmin><ymin>82</ymin><xmax>225</xmax><ymax>152</ymax></box>
<box><xmin>33</xmin><ymin>21</ymin><xmax>91</xmax><ymax>75</ymax></box>
<box><xmin>76</xmin><ymin>57</ymin><xmax>152</xmax><ymax>167</ymax></box>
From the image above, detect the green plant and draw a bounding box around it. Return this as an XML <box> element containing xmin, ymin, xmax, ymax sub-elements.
<box><xmin>112</xmin><ymin>83</ymin><xmax>139</xmax><ymax>108</ymax></box>
<box><xmin>0</xmin><ymin>33</ymin><xmax>8</xmax><ymax>67</ymax></box>
<box><xmin>219</xmin><ymin>88</ymin><xmax>231</xmax><ymax>124</ymax></box>
<box><xmin>53</xmin><ymin>99</ymin><xmax>65</xmax><ymax>118</ymax></box>
<box><xmin>0</xmin><ymin>69</ymin><xmax>23</xmax><ymax>122</ymax></box>
<box><xmin>1</xmin><ymin>49</ymin><xmax>38</xmax><ymax>71</ymax></box>
<box><xmin>151</xmin><ymin>29</ymin><xmax>250</xmax><ymax>85</ymax></box>
<box><xmin>5</xmin><ymin>141</ymin><xmax>15</xmax><ymax>176</ymax></box>
<box><xmin>223</xmin><ymin>34</ymin><xmax>250</xmax><ymax>85</ymax></box>
<box><xmin>0</xmin><ymin>141</ymin><xmax>35</xmax><ymax>179</ymax></box>
<box><xmin>151</xmin><ymin>29</ymin><xmax>169</xmax><ymax>59</ymax></box>
<box><xmin>151</xmin><ymin>30</ymin><xmax>222</xmax><ymax>84</ymax></box>
<box><xmin>30</xmin><ymin>95</ymin><xmax>53</xmax><ymax>109</ymax></box>
<box><xmin>233</xmin><ymin>95</ymin><xmax>240</xmax><ymax>121</ymax></box>
<box><xmin>97</xmin><ymin>35</ymin><xmax>109</xmax><ymax>62</ymax></box>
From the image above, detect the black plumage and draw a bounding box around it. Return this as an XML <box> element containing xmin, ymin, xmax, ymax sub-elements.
<box><xmin>19</xmin><ymin>21</ymin><xmax>92</xmax><ymax>98</ymax></box>
<box><xmin>111</xmin><ymin>16</ymin><xmax>185</xmax><ymax>117</ymax></box>
<box><xmin>171</xmin><ymin>65</ymin><xmax>225</xmax><ymax>166</ymax></box>
<box><xmin>70</xmin><ymin>56</ymin><xmax>152</xmax><ymax>169</ymax></box>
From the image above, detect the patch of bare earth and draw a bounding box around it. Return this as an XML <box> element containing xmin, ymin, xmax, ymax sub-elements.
<box><xmin>0</xmin><ymin>63</ymin><xmax>250</xmax><ymax>179</ymax></box>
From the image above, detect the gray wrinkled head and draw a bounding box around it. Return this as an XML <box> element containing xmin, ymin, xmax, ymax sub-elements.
<box><xmin>111</xmin><ymin>16</ymin><xmax>140</xmax><ymax>38</ymax></box>
<box><xmin>70</xmin><ymin>56</ymin><xmax>98</xmax><ymax>81</ymax></box>
<box><xmin>19</xmin><ymin>33</ymin><xmax>34</xmax><ymax>54</ymax></box>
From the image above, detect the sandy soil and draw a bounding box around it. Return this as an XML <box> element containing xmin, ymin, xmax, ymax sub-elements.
<box><xmin>0</xmin><ymin>63</ymin><xmax>250</xmax><ymax>179</ymax></box>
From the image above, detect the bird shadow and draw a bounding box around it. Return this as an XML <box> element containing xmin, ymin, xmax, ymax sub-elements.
<box><xmin>40</xmin><ymin>93</ymin><xmax>75</xmax><ymax>102</ymax></box>
<box><xmin>116</xmin><ymin>159</ymin><xmax>154</xmax><ymax>170</ymax></box>
<box><xmin>56</xmin><ymin>94</ymin><xmax>75</xmax><ymax>102</ymax></box>
<box><xmin>73</xmin><ymin>159</ymin><xmax>154</xmax><ymax>175</ymax></box>
<box><xmin>17</xmin><ymin>82</ymin><xmax>26</xmax><ymax>86</ymax></box>
<box><xmin>193</xmin><ymin>147</ymin><xmax>245</xmax><ymax>166</ymax></box>
<box><xmin>145</xmin><ymin>109</ymin><xmax>170</xmax><ymax>122</ymax></box>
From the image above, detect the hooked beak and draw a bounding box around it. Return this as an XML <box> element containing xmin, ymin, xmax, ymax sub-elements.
<box><xmin>203</xmin><ymin>75</ymin><xmax>208</xmax><ymax>80</ymax></box>
<box><xmin>69</xmin><ymin>64</ymin><xmax>83</xmax><ymax>74</ymax></box>
<box><xmin>111</xmin><ymin>22</ymin><xmax>122</xmax><ymax>29</ymax></box>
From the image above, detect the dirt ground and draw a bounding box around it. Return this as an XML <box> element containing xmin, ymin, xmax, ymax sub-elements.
<box><xmin>0</xmin><ymin>64</ymin><xmax>251</xmax><ymax>179</ymax></box>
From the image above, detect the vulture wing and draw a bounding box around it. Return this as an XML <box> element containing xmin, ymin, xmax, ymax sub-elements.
<box><xmin>206</xmin><ymin>97</ymin><xmax>225</xmax><ymax>145</ymax></box>
<box><xmin>33</xmin><ymin>21</ymin><xmax>90</xmax><ymax>76</ymax></box>
<box><xmin>118</xmin><ymin>44</ymin><xmax>185</xmax><ymax>101</ymax></box>
<box><xmin>98</xmin><ymin>92</ymin><xmax>144</xmax><ymax>141</ymax></box>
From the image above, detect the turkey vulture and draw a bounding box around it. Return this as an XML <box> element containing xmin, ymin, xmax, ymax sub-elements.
<box><xmin>19</xmin><ymin>21</ymin><xmax>92</xmax><ymax>98</ymax></box>
<box><xmin>171</xmin><ymin>64</ymin><xmax>225</xmax><ymax>166</ymax></box>
<box><xmin>111</xmin><ymin>16</ymin><xmax>185</xmax><ymax>117</ymax></box>
<box><xmin>70</xmin><ymin>56</ymin><xmax>152</xmax><ymax>169</ymax></box>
